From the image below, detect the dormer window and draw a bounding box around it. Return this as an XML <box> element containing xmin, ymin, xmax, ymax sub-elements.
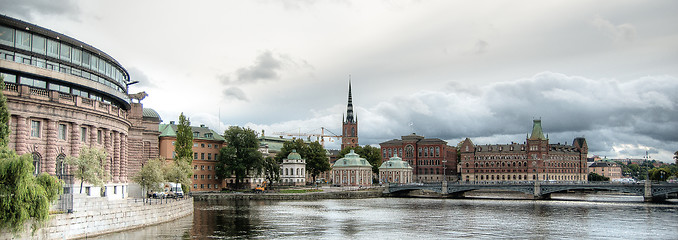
<box><xmin>193</xmin><ymin>132</ymin><xmax>199</xmax><ymax>137</ymax></box>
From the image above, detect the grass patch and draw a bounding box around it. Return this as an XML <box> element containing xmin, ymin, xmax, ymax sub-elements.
<box><xmin>279</xmin><ymin>189</ymin><xmax>323</xmax><ymax>193</ymax></box>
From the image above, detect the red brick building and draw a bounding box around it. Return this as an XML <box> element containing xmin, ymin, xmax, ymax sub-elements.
<box><xmin>459</xmin><ymin>120</ymin><xmax>589</xmax><ymax>182</ymax></box>
<box><xmin>380</xmin><ymin>134</ymin><xmax>458</xmax><ymax>182</ymax></box>
<box><xmin>159</xmin><ymin>122</ymin><xmax>225</xmax><ymax>191</ymax></box>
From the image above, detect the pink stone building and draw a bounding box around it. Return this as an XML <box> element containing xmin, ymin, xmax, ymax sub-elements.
<box><xmin>0</xmin><ymin>15</ymin><xmax>160</xmax><ymax>199</ymax></box>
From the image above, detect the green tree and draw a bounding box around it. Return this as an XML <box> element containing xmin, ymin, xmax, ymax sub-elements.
<box><xmin>132</xmin><ymin>158</ymin><xmax>165</xmax><ymax>195</ymax></box>
<box><xmin>163</xmin><ymin>159</ymin><xmax>192</xmax><ymax>193</ymax></box>
<box><xmin>262</xmin><ymin>156</ymin><xmax>280</xmax><ymax>187</ymax></box>
<box><xmin>0</xmin><ymin>148</ymin><xmax>62</xmax><ymax>234</ymax></box>
<box><xmin>275</xmin><ymin>139</ymin><xmax>308</xmax><ymax>163</ymax></box>
<box><xmin>588</xmin><ymin>172</ymin><xmax>610</xmax><ymax>181</ymax></box>
<box><xmin>305</xmin><ymin>141</ymin><xmax>330</xmax><ymax>183</ymax></box>
<box><xmin>0</xmin><ymin>75</ymin><xmax>10</xmax><ymax>148</ymax></box>
<box><xmin>216</xmin><ymin>126</ymin><xmax>263</xmax><ymax>189</ymax></box>
<box><xmin>175</xmin><ymin>113</ymin><xmax>194</xmax><ymax>164</ymax></box>
<box><xmin>649</xmin><ymin>167</ymin><xmax>670</xmax><ymax>181</ymax></box>
<box><xmin>65</xmin><ymin>146</ymin><xmax>108</xmax><ymax>193</ymax></box>
<box><xmin>338</xmin><ymin>145</ymin><xmax>382</xmax><ymax>174</ymax></box>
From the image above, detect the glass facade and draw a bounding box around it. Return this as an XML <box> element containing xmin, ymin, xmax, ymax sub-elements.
<box><xmin>0</xmin><ymin>22</ymin><xmax>129</xmax><ymax>98</ymax></box>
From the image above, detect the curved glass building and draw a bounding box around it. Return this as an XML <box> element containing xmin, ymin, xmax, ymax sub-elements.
<box><xmin>0</xmin><ymin>14</ymin><xmax>160</xmax><ymax>200</ymax></box>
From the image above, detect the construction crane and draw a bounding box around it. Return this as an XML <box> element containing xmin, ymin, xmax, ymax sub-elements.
<box><xmin>272</xmin><ymin>127</ymin><xmax>342</xmax><ymax>147</ymax></box>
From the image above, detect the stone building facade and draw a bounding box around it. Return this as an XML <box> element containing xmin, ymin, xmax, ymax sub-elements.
<box><xmin>588</xmin><ymin>162</ymin><xmax>622</xmax><ymax>181</ymax></box>
<box><xmin>158</xmin><ymin>122</ymin><xmax>225</xmax><ymax>191</ymax></box>
<box><xmin>380</xmin><ymin>134</ymin><xmax>458</xmax><ymax>182</ymax></box>
<box><xmin>378</xmin><ymin>154</ymin><xmax>413</xmax><ymax>184</ymax></box>
<box><xmin>280</xmin><ymin>149</ymin><xmax>306</xmax><ymax>185</ymax></box>
<box><xmin>0</xmin><ymin>15</ymin><xmax>160</xmax><ymax>199</ymax></box>
<box><xmin>458</xmin><ymin>120</ymin><xmax>589</xmax><ymax>182</ymax></box>
<box><xmin>331</xmin><ymin>150</ymin><xmax>372</xmax><ymax>186</ymax></box>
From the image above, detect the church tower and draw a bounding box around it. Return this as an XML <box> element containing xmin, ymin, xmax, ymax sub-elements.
<box><xmin>341</xmin><ymin>80</ymin><xmax>358</xmax><ymax>150</ymax></box>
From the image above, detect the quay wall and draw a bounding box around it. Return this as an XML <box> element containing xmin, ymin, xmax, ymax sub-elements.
<box><xmin>1</xmin><ymin>196</ymin><xmax>193</xmax><ymax>240</ymax></box>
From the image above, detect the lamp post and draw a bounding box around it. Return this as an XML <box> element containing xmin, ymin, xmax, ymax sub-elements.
<box><xmin>442</xmin><ymin>160</ymin><xmax>447</xmax><ymax>183</ymax></box>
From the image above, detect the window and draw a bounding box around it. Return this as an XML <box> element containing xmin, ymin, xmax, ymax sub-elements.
<box><xmin>32</xmin><ymin>153</ymin><xmax>41</xmax><ymax>175</ymax></box>
<box><xmin>193</xmin><ymin>165</ymin><xmax>197</xmax><ymax>170</ymax></box>
<box><xmin>418</xmin><ymin>148</ymin><xmax>422</xmax><ymax>157</ymax></box>
<box><xmin>97</xmin><ymin>130</ymin><xmax>102</xmax><ymax>144</ymax></box>
<box><xmin>80</xmin><ymin>127</ymin><xmax>87</xmax><ymax>142</ymax></box>
<box><xmin>193</xmin><ymin>184</ymin><xmax>197</xmax><ymax>189</ymax></box>
<box><xmin>201</xmin><ymin>144</ymin><xmax>205</xmax><ymax>148</ymax></box>
<box><xmin>200</xmin><ymin>184</ymin><xmax>204</xmax><ymax>189</ymax></box>
<box><xmin>208</xmin><ymin>144</ymin><xmax>212</xmax><ymax>148</ymax></box>
<box><xmin>47</xmin><ymin>39</ymin><xmax>59</xmax><ymax>58</ymax></box>
<box><xmin>193</xmin><ymin>132</ymin><xmax>199</xmax><ymax>137</ymax></box>
<box><xmin>55</xmin><ymin>154</ymin><xmax>66</xmax><ymax>176</ymax></box>
<box><xmin>436</xmin><ymin>147</ymin><xmax>440</xmax><ymax>157</ymax></box>
<box><xmin>208</xmin><ymin>153</ymin><xmax>212</xmax><ymax>160</ymax></box>
<box><xmin>194</xmin><ymin>174</ymin><xmax>197</xmax><ymax>179</ymax></box>
<box><xmin>0</xmin><ymin>26</ymin><xmax>14</xmax><ymax>46</ymax></box>
<box><xmin>58</xmin><ymin>124</ymin><xmax>67</xmax><ymax>140</ymax></box>
<box><xmin>201</xmin><ymin>153</ymin><xmax>204</xmax><ymax>160</ymax></box>
<box><xmin>15</xmin><ymin>30</ymin><xmax>31</xmax><ymax>50</ymax></box>
<box><xmin>59</xmin><ymin>43</ymin><xmax>71</xmax><ymax>61</ymax></box>
<box><xmin>31</xmin><ymin>120</ymin><xmax>41</xmax><ymax>138</ymax></box>
<box><xmin>201</xmin><ymin>165</ymin><xmax>205</xmax><ymax>170</ymax></box>
<box><xmin>194</xmin><ymin>153</ymin><xmax>198</xmax><ymax>160</ymax></box>
<box><xmin>201</xmin><ymin>175</ymin><xmax>204</xmax><ymax>179</ymax></box>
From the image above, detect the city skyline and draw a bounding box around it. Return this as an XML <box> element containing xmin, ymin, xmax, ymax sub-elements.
<box><xmin>2</xmin><ymin>0</ymin><xmax>677</xmax><ymax>162</ymax></box>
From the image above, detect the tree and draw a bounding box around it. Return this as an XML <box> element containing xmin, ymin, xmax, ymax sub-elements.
<box><xmin>305</xmin><ymin>141</ymin><xmax>330</xmax><ymax>183</ymax></box>
<box><xmin>648</xmin><ymin>167</ymin><xmax>670</xmax><ymax>181</ymax></box>
<box><xmin>163</xmin><ymin>159</ymin><xmax>192</xmax><ymax>193</ymax></box>
<box><xmin>0</xmin><ymin>148</ymin><xmax>62</xmax><ymax>234</ymax></box>
<box><xmin>588</xmin><ymin>172</ymin><xmax>610</xmax><ymax>181</ymax></box>
<box><xmin>0</xmin><ymin>75</ymin><xmax>10</xmax><ymax>147</ymax></box>
<box><xmin>65</xmin><ymin>146</ymin><xmax>108</xmax><ymax>193</ymax></box>
<box><xmin>175</xmin><ymin>112</ymin><xmax>194</xmax><ymax>164</ymax></box>
<box><xmin>216</xmin><ymin>126</ymin><xmax>263</xmax><ymax>189</ymax></box>
<box><xmin>132</xmin><ymin>158</ymin><xmax>165</xmax><ymax>195</ymax></box>
<box><xmin>262</xmin><ymin>156</ymin><xmax>280</xmax><ymax>187</ymax></box>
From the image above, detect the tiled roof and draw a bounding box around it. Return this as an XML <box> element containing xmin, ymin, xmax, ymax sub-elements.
<box><xmin>158</xmin><ymin>123</ymin><xmax>225</xmax><ymax>141</ymax></box>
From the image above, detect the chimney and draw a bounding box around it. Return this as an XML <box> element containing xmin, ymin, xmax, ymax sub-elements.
<box><xmin>200</xmin><ymin>124</ymin><xmax>205</xmax><ymax>128</ymax></box>
<box><xmin>170</xmin><ymin>121</ymin><xmax>175</xmax><ymax>125</ymax></box>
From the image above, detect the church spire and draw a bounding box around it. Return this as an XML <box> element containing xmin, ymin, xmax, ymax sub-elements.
<box><xmin>345</xmin><ymin>76</ymin><xmax>355</xmax><ymax>123</ymax></box>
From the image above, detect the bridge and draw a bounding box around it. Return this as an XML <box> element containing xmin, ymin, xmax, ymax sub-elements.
<box><xmin>384</xmin><ymin>181</ymin><xmax>678</xmax><ymax>202</ymax></box>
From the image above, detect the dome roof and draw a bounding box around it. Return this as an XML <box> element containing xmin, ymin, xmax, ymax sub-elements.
<box><xmin>333</xmin><ymin>150</ymin><xmax>371</xmax><ymax>168</ymax></box>
<box><xmin>287</xmin><ymin>149</ymin><xmax>302</xmax><ymax>160</ymax></box>
<box><xmin>142</xmin><ymin>108</ymin><xmax>162</xmax><ymax>122</ymax></box>
<box><xmin>379</xmin><ymin>154</ymin><xmax>412</xmax><ymax>169</ymax></box>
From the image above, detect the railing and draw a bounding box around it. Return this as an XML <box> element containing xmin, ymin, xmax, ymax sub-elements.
<box><xmin>4</xmin><ymin>82</ymin><xmax>18</xmax><ymax>92</ymax></box>
<box><xmin>81</xmin><ymin>98</ymin><xmax>94</xmax><ymax>107</ymax></box>
<box><xmin>29</xmin><ymin>87</ymin><xmax>49</xmax><ymax>97</ymax></box>
<box><xmin>59</xmin><ymin>92</ymin><xmax>75</xmax><ymax>102</ymax></box>
<box><xmin>98</xmin><ymin>101</ymin><xmax>110</xmax><ymax>109</ymax></box>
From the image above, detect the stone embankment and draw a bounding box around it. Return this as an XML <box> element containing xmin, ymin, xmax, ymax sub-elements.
<box><xmin>1</xmin><ymin>196</ymin><xmax>193</xmax><ymax>240</ymax></box>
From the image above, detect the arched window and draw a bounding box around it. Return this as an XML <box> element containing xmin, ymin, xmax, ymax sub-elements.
<box><xmin>405</xmin><ymin>145</ymin><xmax>414</xmax><ymax>158</ymax></box>
<box><xmin>351</xmin><ymin>127</ymin><xmax>355</xmax><ymax>136</ymax></box>
<box><xmin>32</xmin><ymin>152</ymin><xmax>41</xmax><ymax>175</ymax></box>
<box><xmin>56</xmin><ymin>154</ymin><xmax>66</xmax><ymax>176</ymax></box>
<box><xmin>285</xmin><ymin>168</ymin><xmax>288</xmax><ymax>175</ymax></box>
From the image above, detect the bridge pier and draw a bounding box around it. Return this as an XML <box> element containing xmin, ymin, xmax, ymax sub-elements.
<box><xmin>442</xmin><ymin>181</ymin><xmax>448</xmax><ymax>194</ymax></box>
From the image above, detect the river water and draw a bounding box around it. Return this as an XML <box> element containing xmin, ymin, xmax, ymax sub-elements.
<box><xmin>95</xmin><ymin>196</ymin><xmax>678</xmax><ymax>239</ymax></box>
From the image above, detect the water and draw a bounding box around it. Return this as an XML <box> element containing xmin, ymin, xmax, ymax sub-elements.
<box><xmin>96</xmin><ymin>197</ymin><xmax>678</xmax><ymax>239</ymax></box>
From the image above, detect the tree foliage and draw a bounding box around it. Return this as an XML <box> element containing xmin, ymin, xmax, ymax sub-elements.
<box><xmin>175</xmin><ymin>112</ymin><xmax>194</xmax><ymax>164</ymax></box>
<box><xmin>216</xmin><ymin>126</ymin><xmax>263</xmax><ymax>189</ymax></box>
<box><xmin>262</xmin><ymin>156</ymin><xmax>280</xmax><ymax>187</ymax></box>
<box><xmin>163</xmin><ymin>159</ymin><xmax>192</xmax><ymax>193</ymax></box>
<box><xmin>132</xmin><ymin>158</ymin><xmax>165</xmax><ymax>193</ymax></box>
<box><xmin>276</xmin><ymin>139</ymin><xmax>330</xmax><ymax>183</ymax></box>
<box><xmin>648</xmin><ymin>167</ymin><xmax>671</xmax><ymax>181</ymax></box>
<box><xmin>65</xmin><ymin>146</ymin><xmax>108</xmax><ymax>193</ymax></box>
<box><xmin>588</xmin><ymin>172</ymin><xmax>610</xmax><ymax>182</ymax></box>
<box><xmin>338</xmin><ymin>145</ymin><xmax>382</xmax><ymax>174</ymax></box>
<box><xmin>0</xmin><ymin>75</ymin><xmax>10</xmax><ymax>148</ymax></box>
<box><xmin>0</xmin><ymin>148</ymin><xmax>62</xmax><ymax>233</ymax></box>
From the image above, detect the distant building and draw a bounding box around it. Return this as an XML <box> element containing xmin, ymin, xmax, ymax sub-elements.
<box><xmin>158</xmin><ymin>122</ymin><xmax>224</xmax><ymax>191</ymax></box>
<box><xmin>459</xmin><ymin>120</ymin><xmax>589</xmax><ymax>182</ymax></box>
<box><xmin>341</xmin><ymin>81</ymin><xmax>358</xmax><ymax>150</ymax></box>
<box><xmin>331</xmin><ymin>150</ymin><xmax>372</xmax><ymax>186</ymax></box>
<box><xmin>378</xmin><ymin>154</ymin><xmax>413</xmax><ymax>184</ymax></box>
<box><xmin>380</xmin><ymin>133</ymin><xmax>458</xmax><ymax>182</ymax></box>
<box><xmin>280</xmin><ymin>150</ymin><xmax>306</xmax><ymax>185</ymax></box>
<box><xmin>588</xmin><ymin>162</ymin><xmax>622</xmax><ymax>181</ymax></box>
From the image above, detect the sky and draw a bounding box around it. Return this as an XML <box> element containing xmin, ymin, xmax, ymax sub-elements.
<box><xmin>2</xmin><ymin>0</ymin><xmax>677</xmax><ymax>162</ymax></box>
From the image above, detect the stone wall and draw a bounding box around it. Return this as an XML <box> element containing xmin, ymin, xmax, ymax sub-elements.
<box><xmin>2</xmin><ymin>196</ymin><xmax>193</xmax><ymax>240</ymax></box>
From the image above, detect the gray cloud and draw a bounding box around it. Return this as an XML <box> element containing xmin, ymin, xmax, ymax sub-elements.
<box><xmin>0</xmin><ymin>0</ymin><xmax>81</xmax><ymax>21</ymax></box>
<box><xmin>222</xmin><ymin>51</ymin><xmax>283</xmax><ymax>85</ymax></box>
<box><xmin>592</xmin><ymin>16</ymin><xmax>637</xmax><ymax>42</ymax></box>
<box><xmin>356</xmin><ymin>72</ymin><xmax>677</xmax><ymax>159</ymax></box>
<box><xmin>126</xmin><ymin>67</ymin><xmax>156</xmax><ymax>89</ymax></box>
<box><xmin>474</xmin><ymin>40</ymin><xmax>488</xmax><ymax>54</ymax></box>
<box><xmin>223</xmin><ymin>87</ymin><xmax>249</xmax><ymax>101</ymax></box>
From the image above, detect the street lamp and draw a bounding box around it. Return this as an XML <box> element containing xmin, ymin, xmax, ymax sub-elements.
<box><xmin>442</xmin><ymin>160</ymin><xmax>447</xmax><ymax>183</ymax></box>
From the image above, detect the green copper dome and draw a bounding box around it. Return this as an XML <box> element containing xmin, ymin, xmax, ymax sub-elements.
<box><xmin>379</xmin><ymin>154</ymin><xmax>412</xmax><ymax>169</ymax></box>
<box><xmin>287</xmin><ymin>149</ymin><xmax>302</xmax><ymax>160</ymax></box>
<box><xmin>333</xmin><ymin>150</ymin><xmax>371</xmax><ymax>167</ymax></box>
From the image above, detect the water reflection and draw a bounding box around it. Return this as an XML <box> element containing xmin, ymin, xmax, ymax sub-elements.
<box><xmin>97</xmin><ymin>197</ymin><xmax>678</xmax><ymax>239</ymax></box>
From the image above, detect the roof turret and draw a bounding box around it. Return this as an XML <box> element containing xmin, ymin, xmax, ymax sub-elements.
<box><xmin>529</xmin><ymin>119</ymin><xmax>547</xmax><ymax>140</ymax></box>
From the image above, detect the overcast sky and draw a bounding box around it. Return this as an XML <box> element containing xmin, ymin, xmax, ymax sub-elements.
<box><xmin>2</xmin><ymin>0</ymin><xmax>677</xmax><ymax>162</ymax></box>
